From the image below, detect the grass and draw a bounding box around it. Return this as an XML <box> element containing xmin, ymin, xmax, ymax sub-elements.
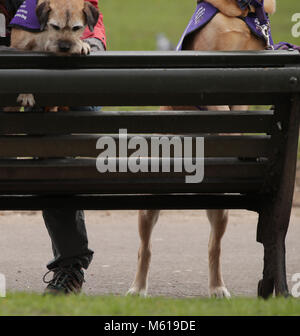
<box><xmin>0</xmin><ymin>293</ymin><xmax>300</xmax><ymax>316</ymax></box>
<box><xmin>270</xmin><ymin>1</ymin><xmax>300</xmax><ymax>45</ymax></box>
<box><xmin>100</xmin><ymin>0</ymin><xmax>300</xmax><ymax>51</ymax></box>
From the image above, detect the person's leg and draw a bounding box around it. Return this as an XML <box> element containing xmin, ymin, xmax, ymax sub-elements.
<box><xmin>43</xmin><ymin>209</ymin><xmax>93</xmax><ymax>270</ymax></box>
<box><xmin>42</xmin><ymin>105</ymin><xmax>101</xmax><ymax>294</ymax></box>
<box><xmin>42</xmin><ymin>208</ymin><xmax>94</xmax><ymax>294</ymax></box>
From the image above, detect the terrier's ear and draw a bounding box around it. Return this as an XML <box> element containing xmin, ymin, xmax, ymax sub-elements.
<box><xmin>36</xmin><ymin>0</ymin><xmax>51</xmax><ymax>31</ymax></box>
<box><xmin>83</xmin><ymin>2</ymin><xmax>99</xmax><ymax>32</ymax></box>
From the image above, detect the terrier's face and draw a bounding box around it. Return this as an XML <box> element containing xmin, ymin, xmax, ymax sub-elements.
<box><xmin>36</xmin><ymin>0</ymin><xmax>99</xmax><ymax>54</ymax></box>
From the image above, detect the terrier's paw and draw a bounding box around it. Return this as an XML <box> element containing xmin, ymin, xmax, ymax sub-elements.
<box><xmin>126</xmin><ymin>287</ymin><xmax>147</xmax><ymax>297</ymax></box>
<box><xmin>209</xmin><ymin>286</ymin><xmax>231</xmax><ymax>299</ymax></box>
<box><xmin>73</xmin><ymin>40</ymin><xmax>91</xmax><ymax>55</ymax></box>
<box><xmin>17</xmin><ymin>94</ymin><xmax>35</xmax><ymax>107</ymax></box>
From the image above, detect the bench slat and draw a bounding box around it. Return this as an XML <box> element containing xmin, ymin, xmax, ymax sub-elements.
<box><xmin>0</xmin><ymin>194</ymin><xmax>262</xmax><ymax>211</ymax></box>
<box><xmin>0</xmin><ymin>111</ymin><xmax>273</xmax><ymax>134</ymax></box>
<box><xmin>0</xmin><ymin>179</ymin><xmax>262</xmax><ymax>194</ymax></box>
<box><xmin>0</xmin><ymin>158</ymin><xmax>265</xmax><ymax>180</ymax></box>
<box><xmin>0</xmin><ymin>134</ymin><xmax>270</xmax><ymax>158</ymax></box>
<box><xmin>0</xmin><ymin>68</ymin><xmax>299</xmax><ymax>96</ymax></box>
<box><xmin>0</xmin><ymin>92</ymin><xmax>288</xmax><ymax>106</ymax></box>
<box><xmin>0</xmin><ymin>51</ymin><xmax>299</xmax><ymax>69</ymax></box>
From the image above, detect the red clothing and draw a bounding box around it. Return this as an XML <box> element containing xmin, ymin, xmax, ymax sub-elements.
<box><xmin>82</xmin><ymin>0</ymin><xmax>106</xmax><ymax>49</ymax></box>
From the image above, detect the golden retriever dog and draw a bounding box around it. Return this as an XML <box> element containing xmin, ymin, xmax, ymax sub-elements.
<box><xmin>9</xmin><ymin>0</ymin><xmax>99</xmax><ymax>108</ymax></box>
<box><xmin>128</xmin><ymin>0</ymin><xmax>277</xmax><ymax>298</ymax></box>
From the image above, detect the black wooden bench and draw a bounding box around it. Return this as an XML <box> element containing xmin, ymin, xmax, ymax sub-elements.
<box><xmin>0</xmin><ymin>50</ymin><xmax>300</xmax><ymax>298</ymax></box>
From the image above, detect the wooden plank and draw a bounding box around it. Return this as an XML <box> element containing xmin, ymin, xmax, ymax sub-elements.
<box><xmin>0</xmin><ymin>179</ymin><xmax>262</xmax><ymax>194</ymax></box>
<box><xmin>0</xmin><ymin>68</ymin><xmax>299</xmax><ymax>98</ymax></box>
<box><xmin>0</xmin><ymin>194</ymin><xmax>262</xmax><ymax>211</ymax></box>
<box><xmin>0</xmin><ymin>134</ymin><xmax>270</xmax><ymax>158</ymax></box>
<box><xmin>0</xmin><ymin>92</ymin><xmax>288</xmax><ymax>106</ymax></box>
<box><xmin>0</xmin><ymin>158</ymin><xmax>266</xmax><ymax>180</ymax></box>
<box><xmin>0</xmin><ymin>111</ymin><xmax>274</xmax><ymax>134</ymax></box>
<box><xmin>0</xmin><ymin>50</ymin><xmax>299</xmax><ymax>69</ymax></box>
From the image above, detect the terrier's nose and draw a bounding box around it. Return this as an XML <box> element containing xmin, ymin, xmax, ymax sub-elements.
<box><xmin>58</xmin><ymin>40</ymin><xmax>72</xmax><ymax>52</ymax></box>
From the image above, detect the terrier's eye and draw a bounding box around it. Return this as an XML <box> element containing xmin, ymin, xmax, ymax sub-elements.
<box><xmin>51</xmin><ymin>24</ymin><xmax>60</xmax><ymax>31</ymax></box>
<box><xmin>72</xmin><ymin>26</ymin><xmax>83</xmax><ymax>31</ymax></box>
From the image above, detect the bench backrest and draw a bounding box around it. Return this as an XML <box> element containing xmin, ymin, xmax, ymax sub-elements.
<box><xmin>0</xmin><ymin>50</ymin><xmax>299</xmax><ymax>209</ymax></box>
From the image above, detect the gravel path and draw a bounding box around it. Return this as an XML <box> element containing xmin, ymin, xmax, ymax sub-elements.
<box><xmin>0</xmin><ymin>209</ymin><xmax>300</xmax><ymax>297</ymax></box>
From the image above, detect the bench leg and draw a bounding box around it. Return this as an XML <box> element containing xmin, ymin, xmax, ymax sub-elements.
<box><xmin>257</xmin><ymin>95</ymin><xmax>300</xmax><ymax>298</ymax></box>
<box><xmin>258</xmin><ymin>237</ymin><xmax>289</xmax><ymax>298</ymax></box>
<box><xmin>274</xmin><ymin>237</ymin><xmax>289</xmax><ymax>296</ymax></box>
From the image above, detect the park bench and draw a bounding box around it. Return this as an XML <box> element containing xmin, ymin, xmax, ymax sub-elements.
<box><xmin>0</xmin><ymin>50</ymin><xmax>300</xmax><ymax>298</ymax></box>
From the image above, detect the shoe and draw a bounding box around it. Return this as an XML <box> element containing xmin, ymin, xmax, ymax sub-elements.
<box><xmin>43</xmin><ymin>265</ymin><xmax>85</xmax><ymax>295</ymax></box>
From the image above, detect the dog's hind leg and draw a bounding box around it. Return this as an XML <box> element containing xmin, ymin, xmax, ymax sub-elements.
<box><xmin>207</xmin><ymin>209</ymin><xmax>231</xmax><ymax>298</ymax></box>
<box><xmin>127</xmin><ymin>210</ymin><xmax>160</xmax><ymax>296</ymax></box>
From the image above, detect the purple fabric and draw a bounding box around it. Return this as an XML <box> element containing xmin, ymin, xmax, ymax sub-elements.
<box><xmin>176</xmin><ymin>2</ymin><xmax>218</xmax><ymax>51</ymax></box>
<box><xmin>244</xmin><ymin>13</ymin><xmax>273</xmax><ymax>46</ymax></box>
<box><xmin>177</xmin><ymin>1</ymin><xmax>273</xmax><ymax>51</ymax></box>
<box><xmin>10</xmin><ymin>0</ymin><xmax>41</xmax><ymax>32</ymax></box>
<box><xmin>247</xmin><ymin>0</ymin><xmax>268</xmax><ymax>25</ymax></box>
<box><xmin>274</xmin><ymin>42</ymin><xmax>300</xmax><ymax>53</ymax></box>
<box><xmin>237</xmin><ymin>0</ymin><xmax>252</xmax><ymax>10</ymax></box>
<box><xmin>237</xmin><ymin>0</ymin><xmax>268</xmax><ymax>25</ymax></box>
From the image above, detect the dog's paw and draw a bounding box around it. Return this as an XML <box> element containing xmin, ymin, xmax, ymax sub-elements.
<box><xmin>126</xmin><ymin>287</ymin><xmax>148</xmax><ymax>297</ymax></box>
<box><xmin>73</xmin><ymin>40</ymin><xmax>91</xmax><ymax>55</ymax></box>
<box><xmin>209</xmin><ymin>286</ymin><xmax>231</xmax><ymax>299</ymax></box>
<box><xmin>17</xmin><ymin>94</ymin><xmax>35</xmax><ymax>107</ymax></box>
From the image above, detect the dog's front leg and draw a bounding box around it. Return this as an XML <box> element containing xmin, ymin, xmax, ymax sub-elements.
<box><xmin>127</xmin><ymin>210</ymin><xmax>160</xmax><ymax>297</ymax></box>
<box><xmin>17</xmin><ymin>93</ymin><xmax>36</xmax><ymax>107</ymax></box>
<box><xmin>207</xmin><ymin>209</ymin><xmax>231</xmax><ymax>298</ymax></box>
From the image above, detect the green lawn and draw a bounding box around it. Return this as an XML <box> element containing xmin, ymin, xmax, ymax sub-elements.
<box><xmin>100</xmin><ymin>0</ymin><xmax>300</xmax><ymax>51</ymax></box>
<box><xmin>0</xmin><ymin>293</ymin><xmax>300</xmax><ymax>316</ymax></box>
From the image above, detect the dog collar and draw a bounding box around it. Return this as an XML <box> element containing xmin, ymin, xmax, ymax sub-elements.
<box><xmin>10</xmin><ymin>0</ymin><xmax>41</xmax><ymax>32</ymax></box>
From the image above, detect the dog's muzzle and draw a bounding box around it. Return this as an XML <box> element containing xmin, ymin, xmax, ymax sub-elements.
<box><xmin>58</xmin><ymin>40</ymin><xmax>72</xmax><ymax>53</ymax></box>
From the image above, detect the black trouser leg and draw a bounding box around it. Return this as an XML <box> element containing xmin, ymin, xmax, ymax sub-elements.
<box><xmin>42</xmin><ymin>209</ymin><xmax>94</xmax><ymax>270</ymax></box>
<box><xmin>42</xmin><ymin>106</ymin><xmax>100</xmax><ymax>271</ymax></box>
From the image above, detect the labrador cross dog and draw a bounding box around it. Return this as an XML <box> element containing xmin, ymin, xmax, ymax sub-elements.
<box><xmin>9</xmin><ymin>0</ymin><xmax>99</xmax><ymax>108</ymax></box>
<box><xmin>128</xmin><ymin>0</ymin><xmax>277</xmax><ymax>298</ymax></box>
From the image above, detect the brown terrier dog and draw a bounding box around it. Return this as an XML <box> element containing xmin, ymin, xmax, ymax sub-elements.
<box><xmin>10</xmin><ymin>0</ymin><xmax>99</xmax><ymax>107</ymax></box>
<box><xmin>128</xmin><ymin>0</ymin><xmax>277</xmax><ymax>298</ymax></box>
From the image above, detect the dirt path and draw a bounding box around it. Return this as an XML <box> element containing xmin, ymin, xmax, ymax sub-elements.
<box><xmin>0</xmin><ymin>208</ymin><xmax>300</xmax><ymax>297</ymax></box>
